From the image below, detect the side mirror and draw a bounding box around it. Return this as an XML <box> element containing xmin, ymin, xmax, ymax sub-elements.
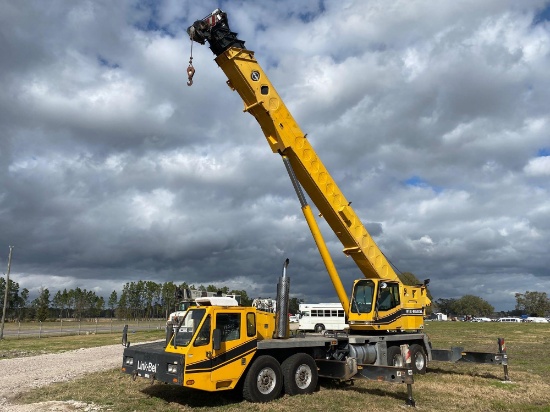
<box><xmin>165</xmin><ymin>322</ymin><xmax>174</xmax><ymax>346</ymax></box>
<box><xmin>213</xmin><ymin>328</ymin><xmax>221</xmax><ymax>351</ymax></box>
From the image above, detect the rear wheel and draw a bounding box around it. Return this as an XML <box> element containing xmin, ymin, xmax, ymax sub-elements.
<box><xmin>282</xmin><ymin>353</ymin><xmax>318</xmax><ymax>395</ymax></box>
<box><xmin>314</xmin><ymin>324</ymin><xmax>325</xmax><ymax>333</ymax></box>
<box><xmin>409</xmin><ymin>344</ymin><xmax>427</xmax><ymax>374</ymax></box>
<box><xmin>387</xmin><ymin>345</ymin><xmax>404</xmax><ymax>367</ymax></box>
<box><xmin>243</xmin><ymin>355</ymin><xmax>283</xmax><ymax>403</ymax></box>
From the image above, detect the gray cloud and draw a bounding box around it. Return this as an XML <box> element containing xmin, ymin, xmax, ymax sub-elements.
<box><xmin>1</xmin><ymin>0</ymin><xmax>549</xmax><ymax>311</ymax></box>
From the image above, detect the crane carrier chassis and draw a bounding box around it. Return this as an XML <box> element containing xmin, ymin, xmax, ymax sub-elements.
<box><xmin>122</xmin><ymin>270</ymin><xmax>509</xmax><ymax>407</ymax></box>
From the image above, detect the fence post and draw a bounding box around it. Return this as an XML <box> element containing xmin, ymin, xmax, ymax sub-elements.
<box><xmin>78</xmin><ymin>321</ymin><xmax>81</xmax><ymax>336</ymax></box>
<box><xmin>39</xmin><ymin>321</ymin><xmax>42</xmax><ymax>339</ymax></box>
<box><xmin>18</xmin><ymin>321</ymin><xmax>20</xmax><ymax>339</ymax></box>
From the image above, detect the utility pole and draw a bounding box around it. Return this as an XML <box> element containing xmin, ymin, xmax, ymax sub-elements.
<box><xmin>0</xmin><ymin>245</ymin><xmax>14</xmax><ymax>340</ymax></box>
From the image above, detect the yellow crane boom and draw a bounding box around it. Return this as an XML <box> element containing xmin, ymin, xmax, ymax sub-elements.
<box><xmin>188</xmin><ymin>9</ymin><xmax>430</xmax><ymax>332</ymax></box>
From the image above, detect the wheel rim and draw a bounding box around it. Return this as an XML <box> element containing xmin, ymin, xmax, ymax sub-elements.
<box><xmin>414</xmin><ymin>353</ymin><xmax>425</xmax><ymax>370</ymax></box>
<box><xmin>392</xmin><ymin>354</ymin><xmax>404</xmax><ymax>367</ymax></box>
<box><xmin>294</xmin><ymin>364</ymin><xmax>312</xmax><ymax>389</ymax></box>
<box><xmin>257</xmin><ymin>367</ymin><xmax>277</xmax><ymax>394</ymax></box>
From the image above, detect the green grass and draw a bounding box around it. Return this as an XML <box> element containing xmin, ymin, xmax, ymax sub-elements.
<box><xmin>0</xmin><ymin>318</ymin><xmax>164</xmax><ymax>339</ymax></box>
<box><xmin>424</xmin><ymin>321</ymin><xmax>550</xmax><ymax>376</ymax></box>
<box><xmin>0</xmin><ymin>330</ymin><xmax>164</xmax><ymax>358</ymax></box>
<box><xmin>9</xmin><ymin>322</ymin><xmax>550</xmax><ymax>412</ymax></box>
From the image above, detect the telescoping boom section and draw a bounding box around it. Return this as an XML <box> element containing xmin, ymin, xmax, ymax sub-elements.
<box><xmin>187</xmin><ymin>9</ymin><xmax>431</xmax><ymax>332</ymax></box>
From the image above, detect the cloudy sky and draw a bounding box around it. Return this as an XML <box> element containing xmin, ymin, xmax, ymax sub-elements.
<box><xmin>1</xmin><ymin>0</ymin><xmax>549</xmax><ymax>311</ymax></box>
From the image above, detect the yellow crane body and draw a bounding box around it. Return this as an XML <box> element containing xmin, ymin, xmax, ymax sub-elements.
<box><xmin>120</xmin><ymin>11</ymin><xmax>510</xmax><ymax>406</ymax></box>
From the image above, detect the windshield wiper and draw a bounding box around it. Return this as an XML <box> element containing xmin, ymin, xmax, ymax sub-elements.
<box><xmin>352</xmin><ymin>298</ymin><xmax>361</xmax><ymax>314</ymax></box>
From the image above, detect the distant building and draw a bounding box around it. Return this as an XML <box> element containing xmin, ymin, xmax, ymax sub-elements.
<box><xmin>432</xmin><ymin>312</ymin><xmax>448</xmax><ymax>321</ymax></box>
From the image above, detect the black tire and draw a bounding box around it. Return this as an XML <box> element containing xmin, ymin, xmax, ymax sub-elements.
<box><xmin>409</xmin><ymin>344</ymin><xmax>427</xmax><ymax>374</ymax></box>
<box><xmin>387</xmin><ymin>345</ymin><xmax>404</xmax><ymax>367</ymax></box>
<box><xmin>282</xmin><ymin>353</ymin><xmax>318</xmax><ymax>396</ymax></box>
<box><xmin>314</xmin><ymin>324</ymin><xmax>325</xmax><ymax>333</ymax></box>
<box><xmin>242</xmin><ymin>355</ymin><xmax>283</xmax><ymax>403</ymax></box>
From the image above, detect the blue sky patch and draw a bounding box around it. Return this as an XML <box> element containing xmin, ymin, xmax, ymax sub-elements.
<box><xmin>533</xmin><ymin>4</ymin><xmax>550</xmax><ymax>25</ymax></box>
<box><xmin>132</xmin><ymin>0</ymin><xmax>175</xmax><ymax>36</ymax></box>
<box><xmin>403</xmin><ymin>176</ymin><xmax>443</xmax><ymax>193</ymax></box>
<box><xmin>404</xmin><ymin>175</ymin><xmax>428</xmax><ymax>187</ymax></box>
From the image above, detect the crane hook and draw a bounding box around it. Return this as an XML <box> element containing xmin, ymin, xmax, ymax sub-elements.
<box><xmin>186</xmin><ymin>34</ymin><xmax>195</xmax><ymax>87</ymax></box>
<box><xmin>187</xmin><ymin>59</ymin><xmax>195</xmax><ymax>86</ymax></box>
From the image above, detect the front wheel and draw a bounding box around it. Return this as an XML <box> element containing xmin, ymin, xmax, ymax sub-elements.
<box><xmin>282</xmin><ymin>353</ymin><xmax>318</xmax><ymax>395</ymax></box>
<box><xmin>243</xmin><ymin>355</ymin><xmax>283</xmax><ymax>403</ymax></box>
<box><xmin>409</xmin><ymin>344</ymin><xmax>427</xmax><ymax>374</ymax></box>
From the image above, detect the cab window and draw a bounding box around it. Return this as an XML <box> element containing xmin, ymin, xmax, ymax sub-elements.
<box><xmin>173</xmin><ymin>308</ymin><xmax>206</xmax><ymax>347</ymax></box>
<box><xmin>194</xmin><ymin>315</ymin><xmax>211</xmax><ymax>347</ymax></box>
<box><xmin>217</xmin><ymin>313</ymin><xmax>241</xmax><ymax>342</ymax></box>
<box><xmin>351</xmin><ymin>280</ymin><xmax>374</xmax><ymax>313</ymax></box>
<box><xmin>378</xmin><ymin>283</ymin><xmax>400</xmax><ymax>311</ymax></box>
<box><xmin>246</xmin><ymin>313</ymin><xmax>256</xmax><ymax>337</ymax></box>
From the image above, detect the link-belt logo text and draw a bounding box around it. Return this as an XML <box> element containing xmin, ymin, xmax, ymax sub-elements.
<box><xmin>137</xmin><ymin>360</ymin><xmax>157</xmax><ymax>373</ymax></box>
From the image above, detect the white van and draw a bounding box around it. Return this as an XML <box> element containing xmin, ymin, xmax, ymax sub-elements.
<box><xmin>472</xmin><ymin>317</ymin><xmax>492</xmax><ymax>322</ymax></box>
<box><xmin>525</xmin><ymin>317</ymin><xmax>549</xmax><ymax>323</ymax></box>
<box><xmin>498</xmin><ymin>317</ymin><xmax>522</xmax><ymax>323</ymax></box>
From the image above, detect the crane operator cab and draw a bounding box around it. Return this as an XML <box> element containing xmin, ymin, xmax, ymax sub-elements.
<box><xmin>348</xmin><ymin>279</ymin><xmax>427</xmax><ymax>333</ymax></box>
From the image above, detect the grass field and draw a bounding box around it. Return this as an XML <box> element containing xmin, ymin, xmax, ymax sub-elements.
<box><xmin>6</xmin><ymin>322</ymin><xmax>550</xmax><ymax>412</ymax></box>
<box><xmin>0</xmin><ymin>318</ymin><xmax>165</xmax><ymax>339</ymax></box>
<box><xmin>0</xmin><ymin>330</ymin><xmax>163</xmax><ymax>359</ymax></box>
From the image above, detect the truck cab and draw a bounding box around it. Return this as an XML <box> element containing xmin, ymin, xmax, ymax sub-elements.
<box><xmin>123</xmin><ymin>297</ymin><xmax>275</xmax><ymax>392</ymax></box>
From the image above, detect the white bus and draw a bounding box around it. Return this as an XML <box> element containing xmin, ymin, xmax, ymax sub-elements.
<box><xmin>298</xmin><ymin>303</ymin><xmax>348</xmax><ymax>333</ymax></box>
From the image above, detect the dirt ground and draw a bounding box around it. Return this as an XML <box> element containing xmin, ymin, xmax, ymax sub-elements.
<box><xmin>0</xmin><ymin>344</ymin><xmax>126</xmax><ymax>411</ymax></box>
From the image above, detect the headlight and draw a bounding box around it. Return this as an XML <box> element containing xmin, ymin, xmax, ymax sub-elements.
<box><xmin>167</xmin><ymin>364</ymin><xmax>177</xmax><ymax>373</ymax></box>
<box><xmin>125</xmin><ymin>357</ymin><xmax>134</xmax><ymax>366</ymax></box>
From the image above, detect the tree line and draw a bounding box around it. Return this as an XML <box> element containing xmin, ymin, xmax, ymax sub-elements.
<box><xmin>1</xmin><ymin>276</ymin><xmax>549</xmax><ymax>322</ymax></box>
<box><xmin>0</xmin><ymin>278</ymin><xmax>107</xmax><ymax>322</ymax></box>
<box><xmin>0</xmin><ymin>278</ymin><xmax>254</xmax><ymax>322</ymax></box>
<box><xmin>433</xmin><ymin>291</ymin><xmax>550</xmax><ymax>318</ymax></box>
<box><xmin>111</xmin><ymin>281</ymin><xmax>254</xmax><ymax>320</ymax></box>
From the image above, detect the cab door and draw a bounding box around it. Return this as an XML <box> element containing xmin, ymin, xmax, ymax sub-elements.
<box><xmin>375</xmin><ymin>282</ymin><xmax>401</xmax><ymax>327</ymax></box>
<box><xmin>210</xmin><ymin>311</ymin><xmax>256</xmax><ymax>389</ymax></box>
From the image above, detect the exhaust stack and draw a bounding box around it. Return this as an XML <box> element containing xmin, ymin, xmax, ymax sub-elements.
<box><xmin>274</xmin><ymin>258</ymin><xmax>290</xmax><ymax>339</ymax></box>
